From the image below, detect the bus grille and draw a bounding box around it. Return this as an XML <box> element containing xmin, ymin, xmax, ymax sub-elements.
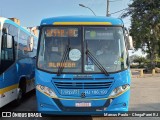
<box><xmin>54</xmin><ymin>82</ymin><xmax>113</xmax><ymax>89</ymax></box>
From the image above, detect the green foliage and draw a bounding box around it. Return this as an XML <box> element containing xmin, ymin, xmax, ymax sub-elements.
<box><xmin>133</xmin><ymin>56</ymin><xmax>146</xmax><ymax>65</ymax></box>
<box><xmin>122</xmin><ymin>0</ymin><xmax>160</xmax><ymax>69</ymax></box>
<box><xmin>130</xmin><ymin>54</ymin><xmax>160</xmax><ymax>69</ymax></box>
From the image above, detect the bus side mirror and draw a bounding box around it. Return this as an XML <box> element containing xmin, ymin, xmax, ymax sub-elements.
<box><xmin>127</xmin><ymin>36</ymin><xmax>134</xmax><ymax>50</ymax></box>
<box><xmin>124</xmin><ymin>27</ymin><xmax>134</xmax><ymax>50</ymax></box>
<box><xmin>6</xmin><ymin>35</ymin><xmax>13</xmax><ymax>48</ymax></box>
<box><xmin>27</xmin><ymin>36</ymin><xmax>34</xmax><ymax>52</ymax></box>
<box><xmin>2</xmin><ymin>28</ymin><xmax>13</xmax><ymax>48</ymax></box>
<box><xmin>29</xmin><ymin>36</ymin><xmax>34</xmax><ymax>51</ymax></box>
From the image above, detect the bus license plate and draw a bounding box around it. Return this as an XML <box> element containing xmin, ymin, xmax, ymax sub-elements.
<box><xmin>75</xmin><ymin>102</ymin><xmax>91</xmax><ymax>107</ymax></box>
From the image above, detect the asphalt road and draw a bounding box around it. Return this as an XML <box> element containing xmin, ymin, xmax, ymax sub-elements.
<box><xmin>1</xmin><ymin>76</ymin><xmax>160</xmax><ymax>120</ymax></box>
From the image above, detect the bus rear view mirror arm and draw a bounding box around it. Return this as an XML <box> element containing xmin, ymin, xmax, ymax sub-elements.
<box><xmin>128</xmin><ymin>36</ymin><xmax>134</xmax><ymax>50</ymax></box>
<box><xmin>124</xmin><ymin>27</ymin><xmax>134</xmax><ymax>50</ymax></box>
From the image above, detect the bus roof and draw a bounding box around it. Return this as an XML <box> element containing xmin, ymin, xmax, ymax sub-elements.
<box><xmin>40</xmin><ymin>16</ymin><xmax>124</xmax><ymax>26</ymax></box>
<box><xmin>0</xmin><ymin>17</ymin><xmax>37</xmax><ymax>37</ymax></box>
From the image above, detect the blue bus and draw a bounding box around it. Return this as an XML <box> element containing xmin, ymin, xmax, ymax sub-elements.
<box><xmin>0</xmin><ymin>17</ymin><xmax>38</xmax><ymax>108</ymax></box>
<box><xmin>36</xmin><ymin>16</ymin><xmax>132</xmax><ymax>115</ymax></box>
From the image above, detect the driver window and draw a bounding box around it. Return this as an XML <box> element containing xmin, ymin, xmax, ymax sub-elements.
<box><xmin>0</xmin><ymin>31</ymin><xmax>14</xmax><ymax>74</ymax></box>
<box><xmin>1</xmin><ymin>34</ymin><xmax>14</xmax><ymax>61</ymax></box>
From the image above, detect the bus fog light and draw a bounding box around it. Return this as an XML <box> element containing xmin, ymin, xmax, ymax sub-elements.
<box><xmin>36</xmin><ymin>84</ymin><xmax>58</xmax><ymax>98</ymax></box>
<box><xmin>109</xmin><ymin>84</ymin><xmax>130</xmax><ymax>98</ymax></box>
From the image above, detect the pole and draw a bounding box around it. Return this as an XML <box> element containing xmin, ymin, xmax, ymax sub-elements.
<box><xmin>107</xmin><ymin>0</ymin><xmax>109</xmax><ymax>16</ymax></box>
<box><xmin>86</xmin><ymin>7</ymin><xmax>96</xmax><ymax>16</ymax></box>
<box><xmin>79</xmin><ymin>4</ymin><xmax>96</xmax><ymax>16</ymax></box>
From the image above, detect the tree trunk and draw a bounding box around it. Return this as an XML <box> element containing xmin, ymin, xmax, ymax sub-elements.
<box><xmin>150</xmin><ymin>51</ymin><xmax>156</xmax><ymax>70</ymax></box>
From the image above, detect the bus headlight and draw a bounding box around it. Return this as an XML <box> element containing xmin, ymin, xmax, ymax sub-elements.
<box><xmin>36</xmin><ymin>84</ymin><xmax>58</xmax><ymax>98</ymax></box>
<box><xmin>108</xmin><ymin>84</ymin><xmax>130</xmax><ymax>98</ymax></box>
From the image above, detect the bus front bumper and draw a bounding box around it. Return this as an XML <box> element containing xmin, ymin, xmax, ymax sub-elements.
<box><xmin>36</xmin><ymin>89</ymin><xmax>130</xmax><ymax>115</ymax></box>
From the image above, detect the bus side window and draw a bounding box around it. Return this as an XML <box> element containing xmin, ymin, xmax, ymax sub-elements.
<box><xmin>0</xmin><ymin>31</ymin><xmax>15</xmax><ymax>74</ymax></box>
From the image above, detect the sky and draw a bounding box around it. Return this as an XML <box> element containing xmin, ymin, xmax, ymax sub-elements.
<box><xmin>0</xmin><ymin>0</ymin><xmax>144</xmax><ymax>56</ymax></box>
<box><xmin>0</xmin><ymin>0</ymin><xmax>132</xmax><ymax>27</ymax></box>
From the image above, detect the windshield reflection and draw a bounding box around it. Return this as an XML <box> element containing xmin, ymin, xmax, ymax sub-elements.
<box><xmin>37</xmin><ymin>26</ymin><xmax>128</xmax><ymax>73</ymax></box>
<box><xmin>38</xmin><ymin>27</ymin><xmax>82</xmax><ymax>73</ymax></box>
<box><xmin>84</xmin><ymin>27</ymin><xmax>128</xmax><ymax>73</ymax></box>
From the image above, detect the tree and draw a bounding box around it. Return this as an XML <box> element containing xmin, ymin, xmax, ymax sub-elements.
<box><xmin>132</xmin><ymin>55</ymin><xmax>146</xmax><ymax>66</ymax></box>
<box><xmin>122</xmin><ymin>0</ymin><xmax>160</xmax><ymax>69</ymax></box>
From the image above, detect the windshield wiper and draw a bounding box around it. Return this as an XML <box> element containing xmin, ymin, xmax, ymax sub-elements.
<box><xmin>85</xmin><ymin>41</ymin><xmax>109</xmax><ymax>76</ymax></box>
<box><xmin>57</xmin><ymin>38</ymin><xmax>70</xmax><ymax>76</ymax></box>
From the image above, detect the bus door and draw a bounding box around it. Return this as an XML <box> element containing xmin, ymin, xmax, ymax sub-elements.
<box><xmin>0</xmin><ymin>27</ymin><xmax>17</xmax><ymax>95</ymax></box>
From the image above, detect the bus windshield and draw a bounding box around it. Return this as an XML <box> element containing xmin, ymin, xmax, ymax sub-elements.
<box><xmin>37</xmin><ymin>26</ymin><xmax>128</xmax><ymax>73</ymax></box>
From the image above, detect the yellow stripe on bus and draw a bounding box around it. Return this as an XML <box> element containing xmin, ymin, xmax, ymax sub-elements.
<box><xmin>0</xmin><ymin>84</ymin><xmax>18</xmax><ymax>94</ymax></box>
<box><xmin>53</xmin><ymin>22</ymin><xmax>112</xmax><ymax>25</ymax></box>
